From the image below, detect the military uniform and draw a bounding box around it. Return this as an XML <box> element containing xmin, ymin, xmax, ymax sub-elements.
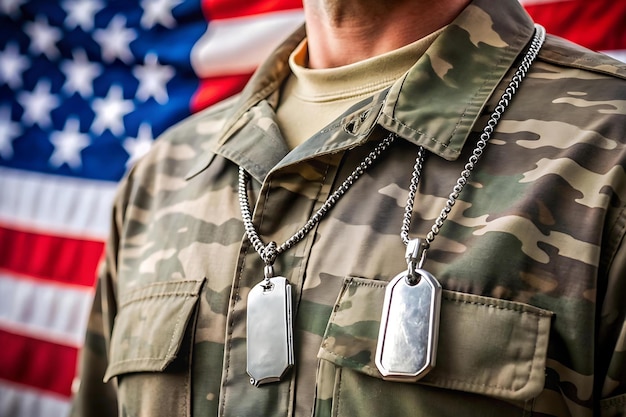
<box><xmin>70</xmin><ymin>0</ymin><xmax>626</xmax><ymax>416</ymax></box>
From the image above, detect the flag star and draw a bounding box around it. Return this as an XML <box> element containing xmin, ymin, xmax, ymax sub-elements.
<box><xmin>0</xmin><ymin>107</ymin><xmax>22</xmax><ymax>160</ymax></box>
<box><xmin>91</xmin><ymin>85</ymin><xmax>134</xmax><ymax>136</ymax></box>
<box><xmin>0</xmin><ymin>42</ymin><xmax>29</xmax><ymax>89</ymax></box>
<box><xmin>93</xmin><ymin>15</ymin><xmax>137</xmax><ymax>64</ymax></box>
<box><xmin>132</xmin><ymin>53</ymin><xmax>174</xmax><ymax>104</ymax></box>
<box><xmin>49</xmin><ymin>118</ymin><xmax>90</xmax><ymax>169</ymax></box>
<box><xmin>0</xmin><ymin>0</ymin><xmax>27</xmax><ymax>17</ymax></box>
<box><xmin>17</xmin><ymin>80</ymin><xmax>60</xmax><ymax>127</ymax></box>
<box><xmin>23</xmin><ymin>15</ymin><xmax>62</xmax><ymax>60</ymax></box>
<box><xmin>61</xmin><ymin>49</ymin><xmax>102</xmax><ymax>97</ymax></box>
<box><xmin>123</xmin><ymin>123</ymin><xmax>154</xmax><ymax>167</ymax></box>
<box><xmin>62</xmin><ymin>0</ymin><xmax>104</xmax><ymax>31</ymax></box>
<box><xmin>140</xmin><ymin>0</ymin><xmax>182</xmax><ymax>29</ymax></box>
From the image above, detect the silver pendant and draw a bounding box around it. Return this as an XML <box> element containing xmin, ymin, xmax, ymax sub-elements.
<box><xmin>246</xmin><ymin>276</ymin><xmax>294</xmax><ymax>386</ymax></box>
<box><xmin>375</xmin><ymin>239</ymin><xmax>442</xmax><ymax>382</ymax></box>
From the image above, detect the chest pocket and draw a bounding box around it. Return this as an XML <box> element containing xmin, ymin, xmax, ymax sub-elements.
<box><xmin>103</xmin><ymin>278</ymin><xmax>205</xmax><ymax>417</ymax></box>
<box><xmin>316</xmin><ymin>277</ymin><xmax>553</xmax><ymax>417</ymax></box>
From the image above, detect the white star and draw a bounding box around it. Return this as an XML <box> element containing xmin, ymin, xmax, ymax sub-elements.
<box><xmin>62</xmin><ymin>0</ymin><xmax>104</xmax><ymax>31</ymax></box>
<box><xmin>61</xmin><ymin>49</ymin><xmax>102</xmax><ymax>97</ymax></box>
<box><xmin>140</xmin><ymin>0</ymin><xmax>182</xmax><ymax>29</ymax></box>
<box><xmin>123</xmin><ymin>123</ymin><xmax>154</xmax><ymax>167</ymax></box>
<box><xmin>0</xmin><ymin>42</ymin><xmax>29</xmax><ymax>89</ymax></box>
<box><xmin>17</xmin><ymin>80</ymin><xmax>60</xmax><ymax>127</ymax></box>
<box><xmin>0</xmin><ymin>107</ymin><xmax>22</xmax><ymax>160</ymax></box>
<box><xmin>23</xmin><ymin>15</ymin><xmax>62</xmax><ymax>60</ymax></box>
<box><xmin>0</xmin><ymin>0</ymin><xmax>27</xmax><ymax>17</ymax></box>
<box><xmin>91</xmin><ymin>85</ymin><xmax>134</xmax><ymax>136</ymax></box>
<box><xmin>132</xmin><ymin>53</ymin><xmax>174</xmax><ymax>104</ymax></box>
<box><xmin>49</xmin><ymin>118</ymin><xmax>90</xmax><ymax>169</ymax></box>
<box><xmin>93</xmin><ymin>15</ymin><xmax>137</xmax><ymax>64</ymax></box>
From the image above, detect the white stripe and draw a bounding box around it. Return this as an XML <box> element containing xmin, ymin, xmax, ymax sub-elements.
<box><xmin>191</xmin><ymin>10</ymin><xmax>304</xmax><ymax>77</ymax></box>
<box><xmin>602</xmin><ymin>49</ymin><xmax>626</xmax><ymax>63</ymax></box>
<box><xmin>0</xmin><ymin>167</ymin><xmax>117</xmax><ymax>240</ymax></box>
<box><xmin>0</xmin><ymin>382</ymin><xmax>71</xmax><ymax>417</ymax></box>
<box><xmin>0</xmin><ymin>273</ymin><xmax>94</xmax><ymax>347</ymax></box>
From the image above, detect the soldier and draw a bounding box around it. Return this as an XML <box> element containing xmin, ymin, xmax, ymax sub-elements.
<box><xmin>70</xmin><ymin>0</ymin><xmax>626</xmax><ymax>416</ymax></box>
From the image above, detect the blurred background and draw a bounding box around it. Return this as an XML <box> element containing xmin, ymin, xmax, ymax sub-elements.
<box><xmin>0</xmin><ymin>0</ymin><xmax>624</xmax><ymax>416</ymax></box>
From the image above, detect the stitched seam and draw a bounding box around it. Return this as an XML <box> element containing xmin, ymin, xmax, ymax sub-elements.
<box><xmin>321</xmin><ymin>350</ymin><xmax>380</xmax><ymax>375</ymax></box>
<box><xmin>258</xmin><ymin>175</ymin><xmax>273</xmax><ymax>239</ymax></box>
<box><xmin>539</xmin><ymin>46</ymin><xmax>626</xmax><ymax>80</ymax></box>
<box><xmin>602</xmin><ymin>203</ymin><xmax>626</xmax><ymax>274</ymax></box>
<box><xmin>392</xmin><ymin>118</ymin><xmax>458</xmax><ymax>152</ymax></box>
<box><xmin>294</xmin><ymin>161</ymin><xmax>332</xmax><ymax>291</ymax></box>
<box><xmin>110</xmin><ymin>357</ymin><xmax>176</xmax><ymax>365</ymax></box>
<box><xmin>119</xmin><ymin>280</ymin><xmax>200</xmax><ymax>302</ymax></box>
<box><xmin>119</xmin><ymin>291</ymin><xmax>198</xmax><ymax>309</ymax></box>
<box><xmin>601</xmin><ymin>393</ymin><xmax>626</xmax><ymax>408</ymax></box>
<box><xmin>165</xmin><ymin>294</ymin><xmax>189</xmax><ymax>359</ymax></box>
<box><xmin>441</xmin><ymin>296</ymin><xmax>551</xmax><ymax>317</ymax></box>
<box><xmin>334</xmin><ymin>366</ymin><xmax>344</xmax><ymax>417</ymax></box>
<box><xmin>220</xmin><ymin>238</ymin><xmax>250</xmax><ymax>416</ymax></box>
<box><xmin>387</xmin><ymin>73</ymin><xmax>456</xmax><ymax>152</ymax></box>
<box><xmin>347</xmin><ymin>279</ymin><xmax>387</xmax><ymax>289</ymax></box>
<box><xmin>525</xmin><ymin>313</ymin><xmax>542</xmax><ymax>392</ymax></box>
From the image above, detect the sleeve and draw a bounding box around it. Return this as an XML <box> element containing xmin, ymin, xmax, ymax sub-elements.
<box><xmin>68</xmin><ymin>176</ymin><xmax>129</xmax><ymax>417</ymax></box>
<box><xmin>598</xmin><ymin>211</ymin><xmax>626</xmax><ymax>417</ymax></box>
<box><xmin>68</xmin><ymin>278</ymin><xmax>118</xmax><ymax>417</ymax></box>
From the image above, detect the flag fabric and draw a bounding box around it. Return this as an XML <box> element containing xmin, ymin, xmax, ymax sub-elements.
<box><xmin>0</xmin><ymin>1</ymin><xmax>302</xmax><ymax>415</ymax></box>
<box><xmin>521</xmin><ymin>0</ymin><xmax>626</xmax><ymax>62</ymax></box>
<box><xmin>0</xmin><ymin>1</ymin><xmax>623</xmax><ymax>416</ymax></box>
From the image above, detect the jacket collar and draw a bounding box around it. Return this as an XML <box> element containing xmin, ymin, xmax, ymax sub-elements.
<box><xmin>189</xmin><ymin>0</ymin><xmax>536</xmax><ymax>182</ymax></box>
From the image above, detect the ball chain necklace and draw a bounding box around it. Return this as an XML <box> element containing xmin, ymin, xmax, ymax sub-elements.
<box><xmin>239</xmin><ymin>25</ymin><xmax>546</xmax><ymax>386</ymax></box>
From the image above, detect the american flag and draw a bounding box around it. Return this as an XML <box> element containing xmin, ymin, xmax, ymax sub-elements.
<box><xmin>0</xmin><ymin>1</ymin><xmax>623</xmax><ymax>416</ymax></box>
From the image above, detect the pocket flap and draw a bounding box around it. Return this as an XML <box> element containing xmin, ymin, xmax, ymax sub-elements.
<box><xmin>318</xmin><ymin>277</ymin><xmax>554</xmax><ymax>401</ymax></box>
<box><xmin>103</xmin><ymin>279</ymin><xmax>205</xmax><ymax>382</ymax></box>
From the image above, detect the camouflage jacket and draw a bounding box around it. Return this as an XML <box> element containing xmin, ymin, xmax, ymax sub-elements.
<box><xmin>70</xmin><ymin>0</ymin><xmax>626</xmax><ymax>416</ymax></box>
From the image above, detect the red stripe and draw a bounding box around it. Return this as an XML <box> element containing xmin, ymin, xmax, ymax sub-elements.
<box><xmin>523</xmin><ymin>0</ymin><xmax>626</xmax><ymax>52</ymax></box>
<box><xmin>191</xmin><ymin>73</ymin><xmax>253</xmax><ymax>112</ymax></box>
<box><xmin>0</xmin><ymin>328</ymin><xmax>77</xmax><ymax>398</ymax></box>
<box><xmin>0</xmin><ymin>224</ymin><xmax>103</xmax><ymax>288</ymax></box>
<box><xmin>202</xmin><ymin>0</ymin><xmax>303</xmax><ymax>20</ymax></box>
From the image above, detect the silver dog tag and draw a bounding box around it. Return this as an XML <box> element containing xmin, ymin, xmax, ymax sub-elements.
<box><xmin>246</xmin><ymin>276</ymin><xmax>294</xmax><ymax>386</ymax></box>
<box><xmin>375</xmin><ymin>268</ymin><xmax>441</xmax><ymax>382</ymax></box>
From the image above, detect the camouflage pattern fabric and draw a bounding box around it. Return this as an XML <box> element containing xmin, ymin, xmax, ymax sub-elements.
<box><xmin>70</xmin><ymin>0</ymin><xmax>626</xmax><ymax>415</ymax></box>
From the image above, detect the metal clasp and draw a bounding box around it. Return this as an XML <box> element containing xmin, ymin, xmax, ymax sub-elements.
<box><xmin>262</xmin><ymin>265</ymin><xmax>275</xmax><ymax>292</ymax></box>
<box><xmin>405</xmin><ymin>238</ymin><xmax>428</xmax><ymax>284</ymax></box>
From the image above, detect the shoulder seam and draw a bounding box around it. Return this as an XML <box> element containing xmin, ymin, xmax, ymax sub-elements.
<box><xmin>538</xmin><ymin>35</ymin><xmax>626</xmax><ymax>80</ymax></box>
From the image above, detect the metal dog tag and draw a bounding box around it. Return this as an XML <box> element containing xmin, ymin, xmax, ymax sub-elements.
<box><xmin>246</xmin><ymin>276</ymin><xmax>294</xmax><ymax>386</ymax></box>
<box><xmin>375</xmin><ymin>268</ymin><xmax>441</xmax><ymax>382</ymax></box>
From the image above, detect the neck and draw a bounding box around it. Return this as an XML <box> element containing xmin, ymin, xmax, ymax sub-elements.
<box><xmin>303</xmin><ymin>0</ymin><xmax>471</xmax><ymax>69</ymax></box>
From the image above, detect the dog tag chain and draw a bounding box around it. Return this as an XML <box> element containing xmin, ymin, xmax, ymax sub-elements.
<box><xmin>239</xmin><ymin>133</ymin><xmax>398</xmax><ymax>386</ymax></box>
<box><xmin>375</xmin><ymin>25</ymin><xmax>546</xmax><ymax>382</ymax></box>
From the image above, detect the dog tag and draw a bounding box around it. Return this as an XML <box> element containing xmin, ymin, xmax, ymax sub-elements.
<box><xmin>246</xmin><ymin>276</ymin><xmax>294</xmax><ymax>386</ymax></box>
<box><xmin>375</xmin><ymin>268</ymin><xmax>441</xmax><ymax>382</ymax></box>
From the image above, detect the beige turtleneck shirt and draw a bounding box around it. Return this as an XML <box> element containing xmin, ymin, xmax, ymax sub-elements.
<box><xmin>276</xmin><ymin>29</ymin><xmax>443</xmax><ymax>149</ymax></box>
